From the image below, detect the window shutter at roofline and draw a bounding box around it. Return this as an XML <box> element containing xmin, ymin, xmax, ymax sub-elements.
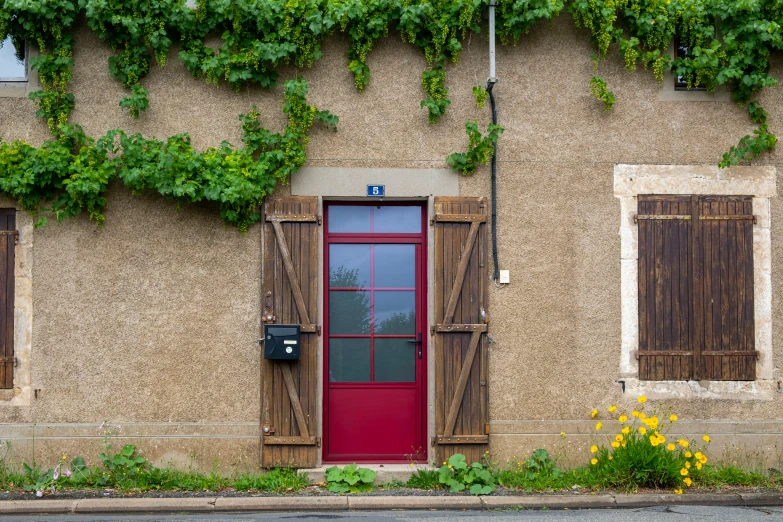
<box><xmin>433</xmin><ymin>197</ymin><xmax>489</xmax><ymax>464</ymax></box>
<box><xmin>637</xmin><ymin>195</ymin><xmax>756</xmax><ymax>381</ymax></box>
<box><xmin>0</xmin><ymin>210</ymin><xmax>13</xmax><ymax>390</ymax></box>
<box><xmin>261</xmin><ymin>197</ymin><xmax>319</xmax><ymax>468</ymax></box>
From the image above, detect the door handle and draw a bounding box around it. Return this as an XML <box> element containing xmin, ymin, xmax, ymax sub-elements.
<box><xmin>407</xmin><ymin>333</ymin><xmax>423</xmax><ymax>359</ymax></box>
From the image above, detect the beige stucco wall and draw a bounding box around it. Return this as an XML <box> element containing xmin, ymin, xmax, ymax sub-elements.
<box><xmin>0</xmin><ymin>14</ymin><xmax>782</xmax><ymax>470</ymax></box>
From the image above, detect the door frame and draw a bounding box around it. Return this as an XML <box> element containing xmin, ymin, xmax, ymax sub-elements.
<box><xmin>321</xmin><ymin>201</ymin><xmax>429</xmax><ymax>463</ymax></box>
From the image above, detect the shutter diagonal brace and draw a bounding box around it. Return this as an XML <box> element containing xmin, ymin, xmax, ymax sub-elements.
<box><xmin>270</xmin><ymin>220</ymin><xmax>315</xmax><ymax>330</ymax></box>
<box><xmin>442</xmin><ymin>330</ymin><xmax>482</xmax><ymax>437</ymax></box>
<box><xmin>280</xmin><ymin>362</ymin><xmax>311</xmax><ymax>439</ymax></box>
<box><xmin>443</xmin><ymin>221</ymin><xmax>480</xmax><ymax>326</ymax></box>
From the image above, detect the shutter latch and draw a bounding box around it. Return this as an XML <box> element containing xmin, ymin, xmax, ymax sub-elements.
<box><xmin>262</xmin><ymin>426</ymin><xmax>276</xmax><ymax>436</ymax></box>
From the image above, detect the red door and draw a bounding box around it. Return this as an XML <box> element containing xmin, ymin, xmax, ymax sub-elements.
<box><xmin>323</xmin><ymin>203</ymin><xmax>427</xmax><ymax>462</ymax></box>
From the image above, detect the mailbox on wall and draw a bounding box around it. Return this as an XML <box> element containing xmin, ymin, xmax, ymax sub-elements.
<box><xmin>263</xmin><ymin>325</ymin><xmax>301</xmax><ymax>360</ymax></box>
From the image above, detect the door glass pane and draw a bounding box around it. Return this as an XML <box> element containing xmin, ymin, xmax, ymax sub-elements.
<box><xmin>374</xmin><ymin>245</ymin><xmax>415</xmax><ymax>288</ymax></box>
<box><xmin>329</xmin><ymin>338</ymin><xmax>370</xmax><ymax>382</ymax></box>
<box><xmin>374</xmin><ymin>338</ymin><xmax>415</xmax><ymax>382</ymax></box>
<box><xmin>329</xmin><ymin>206</ymin><xmax>371</xmax><ymax>233</ymax></box>
<box><xmin>329</xmin><ymin>244</ymin><xmax>370</xmax><ymax>288</ymax></box>
<box><xmin>374</xmin><ymin>291</ymin><xmax>415</xmax><ymax>334</ymax></box>
<box><xmin>374</xmin><ymin>206</ymin><xmax>421</xmax><ymax>233</ymax></box>
<box><xmin>329</xmin><ymin>291</ymin><xmax>371</xmax><ymax>334</ymax></box>
<box><xmin>0</xmin><ymin>37</ymin><xmax>26</xmax><ymax>80</ymax></box>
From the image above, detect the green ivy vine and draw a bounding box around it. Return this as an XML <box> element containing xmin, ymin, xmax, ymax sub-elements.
<box><xmin>2</xmin><ymin>0</ymin><xmax>783</xmax><ymax>228</ymax></box>
<box><xmin>447</xmin><ymin>120</ymin><xmax>503</xmax><ymax>175</ymax></box>
<box><xmin>0</xmin><ymin>79</ymin><xmax>337</xmax><ymax>231</ymax></box>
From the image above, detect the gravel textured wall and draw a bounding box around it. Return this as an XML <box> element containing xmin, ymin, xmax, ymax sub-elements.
<box><xmin>0</xmin><ymin>14</ymin><xmax>781</xmax><ymax>469</ymax></box>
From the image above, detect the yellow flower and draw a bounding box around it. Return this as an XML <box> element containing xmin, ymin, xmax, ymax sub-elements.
<box><xmin>639</xmin><ymin>413</ymin><xmax>647</xmax><ymax>420</ymax></box>
<box><xmin>685</xmin><ymin>451</ymin><xmax>692</xmax><ymax>458</ymax></box>
<box><xmin>650</xmin><ymin>437</ymin><xmax>660</xmax><ymax>447</ymax></box>
<box><xmin>608</xmin><ymin>405</ymin><xmax>617</xmax><ymax>413</ymax></box>
<box><xmin>608</xmin><ymin>455</ymin><xmax>613</xmax><ymax>460</ymax></box>
<box><xmin>695</xmin><ymin>462</ymin><xmax>702</xmax><ymax>470</ymax></box>
<box><xmin>591</xmin><ymin>409</ymin><xmax>598</xmax><ymax>418</ymax></box>
<box><xmin>694</xmin><ymin>452</ymin><xmax>703</xmax><ymax>460</ymax></box>
<box><xmin>678</xmin><ymin>439</ymin><xmax>689</xmax><ymax>448</ymax></box>
<box><xmin>680</xmin><ymin>468</ymin><xmax>689</xmax><ymax>476</ymax></box>
<box><xmin>448</xmin><ymin>465</ymin><xmax>453</xmax><ymax>469</ymax></box>
<box><xmin>618</xmin><ymin>415</ymin><xmax>628</xmax><ymax>423</ymax></box>
<box><xmin>639</xmin><ymin>427</ymin><xmax>647</xmax><ymax>435</ymax></box>
<box><xmin>683</xmin><ymin>477</ymin><xmax>692</xmax><ymax>487</ymax></box>
<box><xmin>647</xmin><ymin>417</ymin><xmax>659</xmax><ymax>429</ymax></box>
<box><xmin>560</xmin><ymin>431</ymin><xmax>566</xmax><ymax>437</ymax></box>
<box><xmin>622</xmin><ymin>426</ymin><xmax>630</xmax><ymax>435</ymax></box>
<box><xmin>443</xmin><ymin>462</ymin><xmax>447</xmax><ymax>465</ymax></box>
<box><xmin>632</xmin><ymin>410</ymin><xmax>639</xmax><ymax>417</ymax></box>
<box><xmin>62</xmin><ymin>455</ymin><xmax>67</xmax><ymax>461</ymax></box>
<box><xmin>703</xmin><ymin>435</ymin><xmax>711</xmax><ymax>443</ymax></box>
<box><xmin>657</xmin><ymin>434</ymin><xmax>665</xmax><ymax>444</ymax></box>
<box><xmin>674</xmin><ymin>488</ymin><xmax>683</xmax><ymax>494</ymax></box>
<box><xmin>410</xmin><ymin>463</ymin><xmax>415</xmax><ymax>466</ymax></box>
<box><xmin>670</xmin><ymin>415</ymin><xmax>678</xmax><ymax>422</ymax></box>
<box><xmin>591</xmin><ymin>458</ymin><xmax>598</xmax><ymax>465</ymax></box>
<box><xmin>615</xmin><ymin>434</ymin><xmax>624</xmax><ymax>442</ymax></box>
<box><xmin>699</xmin><ymin>455</ymin><xmax>708</xmax><ymax>465</ymax></box>
<box><xmin>611</xmin><ymin>441</ymin><xmax>620</xmax><ymax>448</ymax></box>
<box><xmin>638</xmin><ymin>396</ymin><xmax>647</xmax><ymax>403</ymax></box>
<box><xmin>590</xmin><ymin>445</ymin><xmax>598</xmax><ymax>453</ymax></box>
<box><xmin>685</xmin><ymin>461</ymin><xmax>691</xmax><ymax>469</ymax></box>
<box><xmin>667</xmin><ymin>443</ymin><xmax>676</xmax><ymax>451</ymax></box>
<box><xmin>595</xmin><ymin>422</ymin><xmax>603</xmax><ymax>431</ymax></box>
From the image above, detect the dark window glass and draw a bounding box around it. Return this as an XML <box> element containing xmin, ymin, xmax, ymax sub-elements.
<box><xmin>374</xmin><ymin>291</ymin><xmax>415</xmax><ymax>334</ymax></box>
<box><xmin>674</xmin><ymin>38</ymin><xmax>706</xmax><ymax>91</ymax></box>
<box><xmin>374</xmin><ymin>338</ymin><xmax>416</xmax><ymax>382</ymax></box>
<box><xmin>0</xmin><ymin>37</ymin><xmax>26</xmax><ymax>81</ymax></box>
<box><xmin>374</xmin><ymin>206</ymin><xmax>421</xmax><ymax>233</ymax></box>
<box><xmin>329</xmin><ymin>338</ymin><xmax>370</xmax><ymax>382</ymax></box>
<box><xmin>374</xmin><ymin>244</ymin><xmax>415</xmax><ymax>288</ymax></box>
<box><xmin>329</xmin><ymin>291</ymin><xmax>371</xmax><ymax>334</ymax></box>
<box><xmin>328</xmin><ymin>206</ymin><xmax>371</xmax><ymax>233</ymax></box>
<box><xmin>329</xmin><ymin>244</ymin><xmax>370</xmax><ymax>288</ymax></box>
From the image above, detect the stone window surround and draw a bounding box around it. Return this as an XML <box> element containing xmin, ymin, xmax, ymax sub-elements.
<box><xmin>615</xmin><ymin>164</ymin><xmax>777</xmax><ymax>400</ymax></box>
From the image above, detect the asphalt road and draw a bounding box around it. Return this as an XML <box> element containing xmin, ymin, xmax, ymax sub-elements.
<box><xmin>3</xmin><ymin>506</ymin><xmax>783</xmax><ymax>522</ymax></box>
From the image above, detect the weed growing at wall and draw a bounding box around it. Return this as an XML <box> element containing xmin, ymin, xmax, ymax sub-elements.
<box><xmin>0</xmin><ymin>79</ymin><xmax>337</xmax><ymax>231</ymax></box>
<box><xmin>447</xmin><ymin>120</ymin><xmax>503</xmax><ymax>175</ymax></box>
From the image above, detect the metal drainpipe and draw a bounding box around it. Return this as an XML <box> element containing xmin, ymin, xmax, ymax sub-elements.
<box><xmin>487</xmin><ymin>0</ymin><xmax>499</xmax><ymax>282</ymax></box>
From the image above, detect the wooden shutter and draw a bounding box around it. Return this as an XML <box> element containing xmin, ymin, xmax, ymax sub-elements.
<box><xmin>0</xmin><ymin>210</ymin><xmax>13</xmax><ymax>390</ymax></box>
<box><xmin>637</xmin><ymin>195</ymin><xmax>756</xmax><ymax>381</ymax></box>
<box><xmin>696</xmin><ymin>196</ymin><xmax>755</xmax><ymax>380</ymax></box>
<box><xmin>637</xmin><ymin>196</ymin><xmax>692</xmax><ymax>380</ymax></box>
<box><xmin>433</xmin><ymin>197</ymin><xmax>489</xmax><ymax>463</ymax></box>
<box><xmin>261</xmin><ymin>197</ymin><xmax>319</xmax><ymax>467</ymax></box>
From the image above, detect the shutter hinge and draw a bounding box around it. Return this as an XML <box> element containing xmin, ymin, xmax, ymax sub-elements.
<box><xmin>317</xmin><ymin>437</ymin><xmax>322</xmax><ymax>448</ymax></box>
<box><xmin>317</xmin><ymin>325</ymin><xmax>322</xmax><ymax>336</ymax></box>
<box><xmin>431</xmin><ymin>436</ymin><xmax>437</xmax><ymax>447</ymax></box>
<box><xmin>485</xmin><ymin>423</ymin><xmax>491</xmax><ymax>435</ymax></box>
<box><xmin>317</xmin><ymin>215</ymin><xmax>322</xmax><ymax>226</ymax></box>
<box><xmin>262</xmin><ymin>426</ymin><xmax>276</xmax><ymax>436</ymax></box>
<box><xmin>429</xmin><ymin>218</ymin><xmax>434</xmax><ymax>226</ymax></box>
<box><xmin>430</xmin><ymin>325</ymin><xmax>436</xmax><ymax>336</ymax></box>
<box><xmin>0</xmin><ymin>230</ymin><xmax>18</xmax><ymax>245</ymax></box>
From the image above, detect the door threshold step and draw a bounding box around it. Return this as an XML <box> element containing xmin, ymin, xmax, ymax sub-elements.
<box><xmin>299</xmin><ymin>464</ymin><xmax>434</xmax><ymax>484</ymax></box>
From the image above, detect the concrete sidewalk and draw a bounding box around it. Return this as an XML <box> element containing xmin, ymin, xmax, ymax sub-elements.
<box><xmin>0</xmin><ymin>491</ymin><xmax>781</xmax><ymax>514</ymax></box>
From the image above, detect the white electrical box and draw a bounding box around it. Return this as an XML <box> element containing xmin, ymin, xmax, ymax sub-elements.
<box><xmin>499</xmin><ymin>270</ymin><xmax>510</xmax><ymax>284</ymax></box>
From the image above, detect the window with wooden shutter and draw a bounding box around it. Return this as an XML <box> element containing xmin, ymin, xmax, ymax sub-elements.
<box><xmin>0</xmin><ymin>210</ymin><xmax>15</xmax><ymax>389</ymax></box>
<box><xmin>637</xmin><ymin>195</ymin><xmax>756</xmax><ymax>381</ymax></box>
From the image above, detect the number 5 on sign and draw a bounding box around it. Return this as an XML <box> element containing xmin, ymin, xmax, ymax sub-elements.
<box><xmin>367</xmin><ymin>185</ymin><xmax>385</xmax><ymax>197</ymax></box>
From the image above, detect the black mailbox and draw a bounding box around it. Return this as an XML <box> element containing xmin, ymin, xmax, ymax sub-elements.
<box><xmin>263</xmin><ymin>325</ymin><xmax>301</xmax><ymax>360</ymax></box>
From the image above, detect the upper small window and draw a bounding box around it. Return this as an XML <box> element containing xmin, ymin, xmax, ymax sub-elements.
<box><xmin>0</xmin><ymin>36</ymin><xmax>27</xmax><ymax>82</ymax></box>
<box><xmin>674</xmin><ymin>37</ymin><xmax>706</xmax><ymax>92</ymax></box>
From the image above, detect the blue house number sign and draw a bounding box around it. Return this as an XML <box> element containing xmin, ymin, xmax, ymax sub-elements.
<box><xmin>367</xmin><ymin>185</ymin><xmax>385</xmax><ymax>197</ymax></box>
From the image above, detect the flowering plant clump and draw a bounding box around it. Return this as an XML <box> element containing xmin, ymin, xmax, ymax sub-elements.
<box><xmin>586</xmin><ymin>397</ymin><xmax>710</xmax><ymax>492</ymax></box>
